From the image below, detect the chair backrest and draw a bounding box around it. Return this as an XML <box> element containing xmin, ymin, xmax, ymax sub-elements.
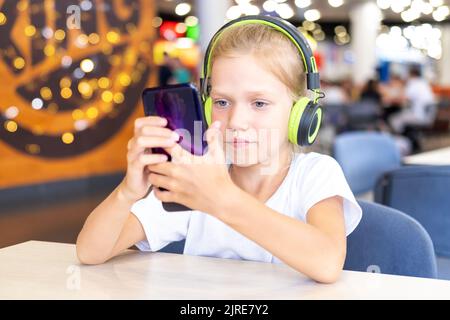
<box><xmin>159</xmin><ymin>239</ymin><xmax>185</xmax><ymax>254</ymax></box>
<box><xmin>323</xmin><ymin>103</ymin><xmax>347</xmax><ymax>128</ymax></box>
<box><xmin>344</xmin><ymin>200</ymin><xmax>437</xmax><ymax>278</ymax></box>
<box><xmin>375</xmin><ymin>165</ymin><xmax>450</xmax><ymax>257</ymax></box>
<box><xmin>333</xmin><ymin>131</ymin><xmax>401</xmax><ymax>195</ymax></box>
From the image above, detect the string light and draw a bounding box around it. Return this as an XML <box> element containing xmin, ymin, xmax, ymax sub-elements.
<box><xmin>295</xmin><ymin>0</ymin><xmax>311</xmax><ymax>8</ymax></box>
<box><xmin>61</xmin><ymin>132</ymin><xmax>74</xmax><ymax>144</ymax></box>
<box><xmin>226</xmin><ymin>6</ymin><xmax>242</xmax><ymax>20</ymax></box>
<box><xmin>377</xmin><ymin>0</ymin><xmax>392</xmax><ymax>10</ymax></box>
<box><xmin>113</xmin><ymin>92</ymin><xmax>125</xmax><ymax>104</ymax></box>
<box><xmin>16</xmin><ymin>1</ymin><xmax>28</xmax><ymax>11</ymax></box>
<box><xmin>61</xmin><ymin>87</ymin><xmax>73</xmax><ymax>99</ymax></box>
<box><xmin>80</xmin><ymin>0</ymin><xmax>93</xmax><ymax>11</ymax></box>
<box><xmin>78</xmin><ymin>81</ymin><xmax>93</xmax><ymax>97</ymax></box>
<box><xmin>101</xmin><ymin>90</ymin><xmax>113</xmax><ymax>102</ymax></box>
<box><xmin>44</xmin><ymin>44</ymin><xmax>55</xmax><ymax>57</ymax></box>
<box><xmin>118</xmin><ymin>73</ymin><xmax>131</xmax><ymax>86</ymax></box>
<box><xmin>73</xmin><ymin>68</ymin><xmax>85</xmax><ymax>79</ymax></box>
<box><xmin>13</xmin><ymin>57</ymin><xmax>25</xmax><ymax>69</ymax></box>
<box><xmin>74</xmin><ymin>120</ymin><xmax>89</xmax><ymax>131</ymax></box>
<box><xmin>152</xmin><ymin>17</ymin><xmax>163</xmax><ymax>28</ymax></box>
<box><xmin>42</xmin><ymin>27</ymin><xmax>53</xmax><ymax>39</ymax></box>
<box><xmin>88</xmin><ymin>33</ymin><xmax>100</xmax><ymax>45</ymax></box>
<box><xmin>0</xmin><ymin>12</ymin><xmax>7</xmax><ymax>25</ymax></box>
<box><xmin>61</xmin><ymin>55</ymin><xmax>72</xmax><ymax>68</ymax></box>
<box><xmin>60</xmin><ymin>77</ymin><xmax>71</xmax><ymax>88</ymax></box>
<box><xmin>40</xmin><ymin>87</ymin><xmax>52</xmax><ymax>100</ymax></box>
<box><xmin>86</xmin><ymin>107</ymin><xmax>99</xmax><ymax>119</ymax></box>
<box><xmin>175</xmin><ymin>23</ymin><xmax>187</xmax><ymax>34</ymax></box>
<box><xmin>24</xmin><ymin>25</ymin><xmax>36</xmax><ymax>37</ymax></box>
<box><xmin>5</xmin><ymin>106</ymin><xmax>19</xmax><ymax>119</ymax></box>
<box><xmin>106</xmin><ymin>31</ymin><xmax>120</xmax><ymax>44</ymax></box>
<box><xmin>4</xmin><ymin>120</ymin><xmax>18</xmax><ymax>132</ymax></box>
<box><xmin>54</xmin><ymin>29</ymin><xmax>65</xmax><ymax>41</ymax></box>
<box><xmin>175</xmin><ymin>3</ymin><xmax>191</xmax><ymax>16</ymax></box>
<box><xmin>185</xmin><ymin>16</ymin><xmax>198</xmax><ymax>27</ymax></box>
<box><xmin>72</xmin><ymin>109</ymin><xmax>84</xmax><ymax>120</ymax></box>
<box><xmin>98</xmin><ymin>77</ymin><xmax>110</xmax><ymax>89</ymax></box>
<box><xmin>328</xmin><ymin>0</ymin><xmax>344</xmax><ymax>8</ymax></box>
<box><xmin>276</xmin><ymin>3</ymin><xmax>294</xmax><ymax>19</ymax></box>
<box><xmin>31</xmin><ymin>98</ymin><xmax>43</xmax><ymax>110</ymax></box>
<box><xmin>80</xmin><ymin>58</ymin><xmax>94</xmax><ymax>73</ymax></box>
<box><xmin>304</xmin><ymin>9</ymin><xmax>321</xmax><ymax>21</ymax></box>
<box><xmin>76</xmin><ymin>34</ymin><xmax>89</xmax><ymax>47</ymax></box>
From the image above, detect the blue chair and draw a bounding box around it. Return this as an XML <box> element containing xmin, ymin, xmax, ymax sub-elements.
<box><xmin>159</xmin><ymin>239</ymin><xmax>185</xmax><ymax>254</ymax></box>
<box><xmin>344</xmin><ymin>200</ymin><xmax>437</xmax><ymax>278</ymax></box>
<box><xmin>333</xmin><ymin>131</ymin><xmax>401</xmax><ymax>195</ymax></box>
<box><xmin>345</xmin><ymin>99</ymin><xmax>381</xmax><ymax>131</ymax></box>
<box><xmin>375</xmin><ymin>165</ymin><xmax>450</xmax><ymax>257</ymax></box>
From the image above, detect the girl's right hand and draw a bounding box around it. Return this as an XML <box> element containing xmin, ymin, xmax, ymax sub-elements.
<box><xmin>119</xmin><ymin>116</ymin><xmax>180</xmax><ymax>202</ymax></box>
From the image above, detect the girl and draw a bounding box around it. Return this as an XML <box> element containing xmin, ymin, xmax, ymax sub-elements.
<box><xmin>76</xmin><ymin>20</ymin><xmax>362</xmax><ymax>284</ymax></box>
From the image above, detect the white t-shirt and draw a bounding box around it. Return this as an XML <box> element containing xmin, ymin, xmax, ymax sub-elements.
<box><xmin>131</xmin><ymin>152</ymin><xmax>362</xmax><ymax>264</ymax></box>
<box><xmin>405</xmin><ymin>78</ymin><xmax>435</xmax><ymax>121</ymax></box>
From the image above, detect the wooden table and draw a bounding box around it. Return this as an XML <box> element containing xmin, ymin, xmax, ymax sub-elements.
<box><xmin>1</xmin><ymin>241</ymin><xmax>450</xmax><ymax>299</ymax></box>
<box><xmin>403</xmin><ymin>146</ymin><xmax>450</xmax><ymax>165</ymax></box>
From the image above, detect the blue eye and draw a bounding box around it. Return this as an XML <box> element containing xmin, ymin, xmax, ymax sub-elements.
<box><xmin>214</xmin><ymin>100</ymin><xmax>229</xmax><ymax>108</ymax></box>
<box><xmin>254</xmin><ymin>101</ymin><xmax>268</xmax><ymax>109</ymax></box>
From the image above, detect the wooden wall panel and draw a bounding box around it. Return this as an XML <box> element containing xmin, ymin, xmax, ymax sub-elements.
<box><xmin>0</xmin><ymin>0</ymin><xmax>156</xmax><ymax>189</ymax></box>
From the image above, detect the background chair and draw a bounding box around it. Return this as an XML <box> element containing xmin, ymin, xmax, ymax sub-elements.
<box><xmin>159</xmin><ymin>239</ymin><xmax>185</xmax><ymax>254</ymax></box>
<box><xmin>375</xmin><ymin>165</ymin><xmax>450</xmax><ymax>279</ymax></box>
<box><xmin>345</xmin><ymin>99</ymin><xmax>381</xmax><ymax>131</ymax></box>
<box><xmin>344</xmin><ymin>200</ymin><xmax>437</xmax><ymax>279</ymax></box>
<box><xmin>403</xmin><ymin>103</ymin><xmax>438</xmax><ymax>152</ymax></box>
<box><xmin>333</xmin><ymin>131</ymin><xmax>401</xmax><ymax>196</ymax></box>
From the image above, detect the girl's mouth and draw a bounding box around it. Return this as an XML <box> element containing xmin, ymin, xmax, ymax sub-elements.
<box><xmin>226</xmin><ymin>138</ymin><xmax>257</xmax><ymax>148</ymax></box>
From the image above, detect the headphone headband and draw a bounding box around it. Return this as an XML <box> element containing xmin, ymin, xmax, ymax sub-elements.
<box><xmin>200</xmin><ymin>15</ymin><xmax>320</xmax><ymax>99</ymax></box>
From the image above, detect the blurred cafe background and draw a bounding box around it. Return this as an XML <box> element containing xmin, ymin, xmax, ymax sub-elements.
<box><xmin>1</xmin><ymin>0</ymin><xmax>450</xmax><ymax>279</ymax></box>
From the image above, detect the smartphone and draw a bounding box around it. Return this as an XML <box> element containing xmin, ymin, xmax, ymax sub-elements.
<box><xmin>141</xmin><ymin>83</ymin><xmax>208</xmax><ymax>212</ymax></box>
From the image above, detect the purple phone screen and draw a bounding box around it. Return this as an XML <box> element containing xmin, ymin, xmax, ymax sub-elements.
<box><xmin>142</xmin><ymin>84</ymin><xmax>208</xmax><ymax>157</ymax></box>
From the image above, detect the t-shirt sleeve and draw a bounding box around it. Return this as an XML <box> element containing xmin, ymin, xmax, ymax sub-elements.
<box><xmin>297</xmin><ymin>155</ymin><xmax>362</xmax><ymax>236</ymax></box>
<box><xmin>130</xmin><ymin>189</ymin><xmax>191</xmax><ymax>252</ymax></box>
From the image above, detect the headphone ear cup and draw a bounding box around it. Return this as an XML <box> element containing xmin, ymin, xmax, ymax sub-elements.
<box><xmin>298</xmin><ymin>103</ymin><xmax>323</xmax><ymax>146</ymax></box>
<box><xmin>288</xmin><ymin>97</ymin><xmax>310</xmax><ymax>145</ymax></box>
<box><xmin>203</xmin><ymin>97</ymin><xmax>212</xmax><ymax>127</ymax></box>
<box><xmin>288</xmin><ymin>97</ymin><xmax>323</xmax><ymax>146</ymax></box>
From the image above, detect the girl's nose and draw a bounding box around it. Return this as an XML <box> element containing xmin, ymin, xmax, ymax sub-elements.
<box><xmin>227</xmin><ymin>104</ymin><xmax>250</xmax><ymax>131</ymax></box>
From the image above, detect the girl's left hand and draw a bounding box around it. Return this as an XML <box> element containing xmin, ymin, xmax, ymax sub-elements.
<box><xmin>147</xmin><ymin>121</ymin><xmax>236</xmax><ymax>217</ymax></box>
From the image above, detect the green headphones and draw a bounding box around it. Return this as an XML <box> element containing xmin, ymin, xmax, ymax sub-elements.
<box><xmin>200</xmin><ymin>15</ymin><xmax>323</xmax><ymax>146</ymax></box>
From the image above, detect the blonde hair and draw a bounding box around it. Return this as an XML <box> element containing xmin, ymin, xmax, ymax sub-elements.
<box><xmin>210</xmin><ymin>23</ymin><xmax>306</xmax><ymax>101</ymax></box>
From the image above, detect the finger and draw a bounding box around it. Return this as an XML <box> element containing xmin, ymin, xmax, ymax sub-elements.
<box><xmin>135</xmin><ymin>136</ymin><xmax>178</xmax><ymax>151</ymax></box>
<box><xmin>134</xmin><ymin>116</ymin><xmax>167</xmax><ymax>135</ymax></box>
<box><xmin>163</xmin><ymin>142</ymin><xmax>193</xmax><ymax>164</ymax></box>
<box><xmin>153</xmin><ymin>186</ymin><xmax>178</xmax><ymax>203</ymax></box>
<box><xmin>130</xmin><ymin>153</ymin><xmax>168</xmax><ymax>172</ymax></box>
<box><xmin>139</xmin><ymin>126</ymin><xmax>180</xmax><ymax>140</ymax></box>
<box><xmin>148</xmin><ymin>173</ymin><xmax>178</xmax><ymax>191</ymax></box>
<box><xmin>205</xmin><ymin>121</ymin><xmax>224</xmax><ymax>159</ymax></box>
<box><xmin>147</xmin><ymin>161</ymin><xmax>173</xmax><ymax>176</ymax></box>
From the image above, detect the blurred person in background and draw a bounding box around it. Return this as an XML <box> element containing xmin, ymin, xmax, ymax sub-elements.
<box><xmin>168</xmin><ymin>57</ymin><xmax>192</xmax><ymax>84</ymax></box>
<box><xmin>158</xmin><ymin>52</ymin><xmax>173</xmax><ymax>86</ymax></box>
<box><xmin>380</xmin><ymin>74</ymin><xmax>405</xmax><ymax>122</ymax></box>
<box><xmin>321</xmin><ymin>80</ymin><xmax>350</xmax><ymax>106</ymax></box>
<box><xmin>360</xmin><ymin>79</ymin><xmax>382</xmax><ymax>105</ymax></box>
<box><xmin>389</xmin><ymin>66</ymin><xmax>435</xmax><ymax>134</ymax></box>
